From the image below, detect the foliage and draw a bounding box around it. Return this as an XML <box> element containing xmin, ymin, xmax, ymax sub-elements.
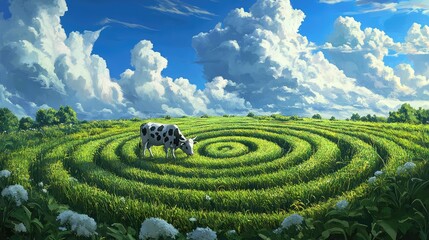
<box><xmin>36</xmin><ymin>108</ymin><xmax>59</xmax><ymax>126</ymax></box>
<box><xmin>200</xmin><ymin>114</ymin><xmax>209</xmax><ymax>118</ymax></box>
<box><xmin>329</xmin><ymin>116</ymin><xmax>336</xmax><ymax>121</ymax></box>
<box><xmin>56</xmin><ymin>106</ymin><xmax>78</xmax><ymax>124</ymax></box>
<box><xmin>312</xmin><ymin>114</ymin><xmax>322</xmax><ymax>119</ymax></box>
<box><xmin>164</xmin><ymin>115</ymin><xmax>172</xmax><ymax>120</ymax></box>
<box><xmin>247</xmin><ymin>112</ymin><xmax>255</xmax><ymax>117</ymax></box>
<box><xmin>0</xmin><ymin>108</ymin><xmax>19</xmax><ymax>132</ymax></box>
<box><xmin>1</xmin><ymin>116</ymin><xmax>429</xmax><ymax>239</ymax></box>
<box><xmin>351</xmin><ymin>113</ymin><xmax>361</xmax><ymax>121</ymax></box>
<box><xmin>388</xmin><ymin>103</ymin><xmax>427</xmax><ymax>124</ymax></box>
<box><xmin>18</xmin><ymin>117</ymin><xmax>35</xmax><ymax>130</ymax></box>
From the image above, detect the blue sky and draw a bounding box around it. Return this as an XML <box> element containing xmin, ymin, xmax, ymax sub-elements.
<box><xmin>0</xmin><ymin>0</ymin><xmax>428</xmax><ymax>119</ymax></box>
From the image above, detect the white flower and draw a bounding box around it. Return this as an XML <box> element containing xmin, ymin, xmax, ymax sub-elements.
<box><xmin>404</xmin><ymin>162</ymin><xmax>416</xmax><ymax>170</ymax></box>
<box><xmin>189</xmin><ymin>217</ymin><xmax>197</xmax><ymax>222</ymax></box>
<box><xmin>1</xmin><ymin>184</ymin><xmax>28</xmax><ymax>206</ymax></box>
<box><xmin>38</xmin><ymin>182</ymin><xmax>44</xmax><ymax>187</ymax></box>
<box><xmin>205</xmin><ymin>195</ymin><xmax>212</xmax><ymax>201</ymax></box>
<box><xmin>57</xmin><ymin>210</ymin><xmax>97</xmax><ymax>237</ymax></box>
<box><xmin>281</xmin><ymin>214</ymin><xmax>304</xmax><ymax>229</ymax></box>
<box><xmin>59</xmin><ymin>226</ymin><xmax>67</xmax><ymax>231</ymax></box>
<box><xmin>374</xmin><ymin>171</ymin><xmax>383</xmax><ymax>176</ymax></box>
<box><xmin>187</xmin><ymin>227</ymin><xmax>217</xmax><ymax>240</ymax></box>
<box><xmin>14</xmin><ymin>223</ymin><xmax>27</xmax><ymax>233</ymax></box>
<box><xmin>42</xmin><ymin>189</ymin><xmax>48</xmax><ymax>193</ymax></box>
<box><xmin>0</xmin><ymin>170</ymin><xmax>11</xmax><ymax>178</ymax></box>
<box><xmin>336</xmin><ymin>200</ymin><xmax>349</xmax><ymax>210</ymax></box>
<box><xmin>226</xmin><ymin>230</ymin><xmax>236</xmax><ymax>235</ymax></box>
<box><xmin>368</xmin><ymin>176</ymin><xmax>376</xmax><ymax>184</ymax></box>
<box><xmin>273</xmin><ymin>227</ymin><xmax>283</xmax><ymax>234</ymax></box>
<box><xmin>139</xmin><ymin>217</ymin><xmax>179</xmax><ymax>240</ymax></box>
<box><xmin>69</xmin><ymin>177</ymin><xmax>78</xmax><ymax>182</ymax></box>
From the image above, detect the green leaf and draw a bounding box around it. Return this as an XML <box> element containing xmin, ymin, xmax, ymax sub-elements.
<box><xmin>376</xmin><ymin>220</ymin><xmax>397</xmax><ymax>240</ymax></box>
<box><xmin>111</xmin><ymin>223</ymin><xmax>127</xmax><ymax>234</ymax></box>
<box><xmin>322</xmin><ymin>227</ymin><xmax>347</xmax><ymax>240</ymax></box>
<box><xmin>325</xmin><ymin>218</ymin><xmax>350</xmax><ymax>229</ymax></box>
<box><xmin>258</xmin><ymin>233</ymin><xmax>271</xmax><ymax>240</ymax></box>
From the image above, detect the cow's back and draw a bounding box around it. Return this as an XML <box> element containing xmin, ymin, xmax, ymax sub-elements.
<box><xmin>141</xmin><ymin>122</ymin><xmax>177</xmax><ymax>146</ymax></box>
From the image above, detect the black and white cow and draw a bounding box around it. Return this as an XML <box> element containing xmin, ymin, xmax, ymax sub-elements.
<box><xmin>140</xmin><ymin>122</ymin><xmax>197</xmax><ymax>158</ymax></box>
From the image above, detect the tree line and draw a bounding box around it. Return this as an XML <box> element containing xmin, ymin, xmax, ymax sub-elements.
<box><xmin>349</xmin><ymin>103</ymin><xmax>428</xmax><ymax>124</ymax></box>
<box><xmin>0</xmin><ymin>106</ymin><xmax>78</xmax><ymax>132</ymax></box>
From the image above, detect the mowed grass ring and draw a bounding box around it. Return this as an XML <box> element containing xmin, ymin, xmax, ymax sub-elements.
<box><xmin>4</xmin><ymin>117</ymin><xmax>427</xmax><ymax>233</ymax></box>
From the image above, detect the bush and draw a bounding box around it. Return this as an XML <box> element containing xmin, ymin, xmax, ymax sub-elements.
<box><xmin>56</xmin><ymin>106</ymin><xmax>78</xmax><ymax>124</ymax></box>
<box><xmin>36</xmin><ymin>108</ymin><xmax>58</xmax><ymax>126</ymax></box>
<box><xmin>329</xmin><ymin>116</ymin><xmax>336</xmax><ymax>121</ymax></box>
<box><xmin>164</xmin><ymin>115</ymin><xmax>172</xmax><ymax>120</ymax></box>
<box><xmin>223</xmin><ymin>114</ymin><xmax>229</xmax><ymax>117</ymax></box>
<box><xmin>312</xmin><ymin>114</ymin><xmax>322</xmax><ymax>119</ymax></box>
<box><xmin>19</xmin><ymin>117</ymin><xmax>35</xmax><ymax>130</ymax></box>
<box><xmin>201</xmin><ymin>114</ymin><xmax>209</xmax><ymax>118</ymax></box>
<box><xmin>0</xmin><ymin>108</ymin><xmax>18</xmax><ymax>132</ymax></box>
<box><xmin>247</xmin><ymin>112</ymin><xmax>255</xmax><ymax>117</ymax></box>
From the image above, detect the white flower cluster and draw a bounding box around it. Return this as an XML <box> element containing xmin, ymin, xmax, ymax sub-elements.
<box><xmin>335</xmin><ymin>200</ymin><xmax>349</xmax><ymax>210</ymax></box>
<box><xmin>14</xmin><ymin>223</ymin><xmax>27</xmax><ymax>233</ymax></box>
<box><xmin>139</xmin><ymin>218</ymin><xmax>179</xmax><ymax>240</ymax></box>
<box><xmin>397</xmin><ymin>162</ymin><xmax>416</xmax><ymax>175</ymax></box>
<box><xmin>1</xmin><ymin>184</ymin><xmax>28</xmax><ymax>206</ymax></box>
<box><xmin>374</xmin><ymin>170</ymin><xmax>383</xmax><ymax>177</ymax></box>
<box><xmin>187</xmin><ymin>227</ymin><xmax>217</xmax><ymax>240</ymax></box>
<box><xmin>368</xmin><ymin>176</ymin><xmax>377</xmax><ymax>184</ymax></box>
<box><xmin>57</xmin><ymin>210</ymin><xmax>97</xmax><ymax>237</ymax></box>
<box><xmin>281</xmin><ymin>214</ymin><xmax>304</xmax><ymax>230</ymax></box>
<box><xmin>0</xmin><ymin>169</ymin><xmax>11</xmax><ymax>178</ymax></box>
<box><xmin>189</xmin><ymin>217</ymin><xmax>197</xmax><ymax>222</ymax></box>
<box><xmin>205</xmin><ymin>195</ymin><xmax>212</xmax><ymax>201</ymax></box>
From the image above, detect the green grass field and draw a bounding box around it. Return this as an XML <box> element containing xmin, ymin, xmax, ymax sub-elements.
<box><xmin>1</xmin><ymin>116</ymin><xmax>429</xmax><ymax>238</ymax></box>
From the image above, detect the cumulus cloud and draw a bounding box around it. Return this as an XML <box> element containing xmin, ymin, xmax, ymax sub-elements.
<box><xmin>193</xmin><ymin>0</ymin><xmax>401</xmax><ymax>118</ymax></box>
<box><xmin>0</xmin><ymin>0</ymin><xmax>125</xmax><ymax>119</ymax></box>
<box><xmin>119</xmin><ymin>40</ymin><xmax>252</xmax><ymax>117</ymax></box>
<box><xmin>323</xmin><ymin>16</ymin><xmax>429</xmax><ymax>102</ymax></box>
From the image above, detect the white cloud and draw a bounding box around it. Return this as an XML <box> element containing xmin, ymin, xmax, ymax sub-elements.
<box><xmin>193</xmin><ymin>0</ymin><xmax>395</xmax><ymax>118</ymax></box>
<box><xmin>326</xmin><ymin>0</ymin><xmax>429</xmax><ymax>15</ymax></box>
<box><xmin>0</xmin><ymin>0</ymin><xmax>126</xmax><ymax>119</ymax></box>
<box><xmin>119</xmin><ymin>40</ymin><xmax>252</xmax><ymax>117</ymax></box>
<box><xmin>99</xmin><ymin>18</ymin><xmax>156</xmax><ymax>31</ymax></box>
<box><xmin>146</xmin><ymin>0</ymin><xmax>215</xmax><ymax>19</ymax></box>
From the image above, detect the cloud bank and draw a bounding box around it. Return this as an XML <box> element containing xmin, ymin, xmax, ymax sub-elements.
<box><xmin>0</xmin><ymin>0</ymin><xmax>428</xmax><ymax>120</ymax></box>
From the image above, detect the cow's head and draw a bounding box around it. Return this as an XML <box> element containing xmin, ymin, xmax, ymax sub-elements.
<box><xmin>179</xmin><ymin>137</ymin><xmax>197</xmax><ymax>156</ymax></box>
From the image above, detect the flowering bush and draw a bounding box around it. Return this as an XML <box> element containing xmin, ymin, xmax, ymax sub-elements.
<box><xmin>139</xmin><ymin>217</ymin><xmax>179</xmax><ymax>240</ymax></box>
<box><xmin>187</xmin><ymin>227</ymin><xmax>217</xmax><ymax>240</ymax></box>
<box><xmin>14</xmin><ymin>223</ymin><xmax>26</xmax><ymax>233</ymax></box>
<box><xmin>1</xmin><ymin>184</ymin><xmax>28</xmax><ymax>206</ymax></box>
<box><xmin>335</xmin><ymin>200</ymin><xmax>349</xmax><ymax>210</ymax></box>
<box><xmin>57</xmin><ymin>210</ymin><xmax>97</xmax><ymax>237</ymax></box>
<box><xmin>281</xmin><ymin>213</ymin><xmax>304</xmax><ymax>229</ymax></box>
<box><xmin>374</xmin><ymin>170</ymin><xmax>383</xmax><ymax>176</ymax></box>
<box><xmin>0</xmin><ymin>170</ymin><xmax>11</xmax><ymax>178</ymax></box>
<box><xmin>367</xmin><ymin>176</ymin><xmax>376</xmax><ymax>184</ymax></box>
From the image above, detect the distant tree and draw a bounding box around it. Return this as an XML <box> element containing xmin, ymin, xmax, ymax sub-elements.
<box><xmin>416</xmin><ymin>107</ymin><xmax>429</xmax><ymax>124</ymax></box>
<box><xmin>164</xmin><ymin>115</ymin><xmax>171</xmax><ymax>120</ymax></box>
<box><xmin>329</xmin><ymin>116</ymin><xmax>336</xmax><ymax>121</ymax></box>
<box><xmin>388</xmin><ymin>103</ymin><xmax>419</xmax><ymax>124</ymax></box>
<box><xmin>247</xmin><ymin>112</ymin><xmax>255</xmax><ymax>117</ymax></box>
<box><xmin>223</xmin><ymin>114</ymin><xmax>229</xmax><ymax>117</ymax></box>
<box><xmin>19</xmin><ymin>117</ymin><xmax>35</xmax><ymax>130</ymax></box>
<box><xmin>56</xmin><ymin>106</ymin><xmax>78</xmax><ymax>124</ymax></box>
<box><xmin>0</xmin><ymin>108</ymin><xmax>19</xmax><ymax>132</ymax></box>
<box><xmin>201</xmin><ymin>114</ymin><xmax>209</xmax><ymax>118</ymax></box>
<box><xmin>36</xmin><ymin>108</ymin><xmax>58</xmax><ymax>126</ymax></box>
<box><xmin>360</xmin><ymin>115</ymin><xmax>368</xmax><ymax>122</ymax></box>
<box><xmin>312</xmin><ymin>114</ymin><xmax>322</xmax><ymax>119</ymax></box>
<box><xmin>350</xmin><ymin>113</ymin><xmax>360</xmax><ymax>121</ymax></box>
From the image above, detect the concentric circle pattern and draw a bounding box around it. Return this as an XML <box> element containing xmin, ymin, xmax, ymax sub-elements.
<box><xmin>5</xmin><ymin>117</ymin><xmax>428</xmax><ymax>232</ymax></box>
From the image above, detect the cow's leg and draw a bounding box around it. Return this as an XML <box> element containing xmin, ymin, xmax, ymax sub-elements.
<box><xmin>171</xmin><ymin>148</ymin><xmax>176</xmax><ymax>159</ymax></box>
<box><xmin>147</xmin><ymin>144</ymin><xmax>154</xmax><ymax>157</ymax></box>
<box><xmin>142</xmin><ymin>141</ymin><xmax>148</xmax><ymax>157</ymax></box>
<box><xmin>164</xmin><ymin>145</ymin><xmax>169</xmax><ymax>158</ymax></box>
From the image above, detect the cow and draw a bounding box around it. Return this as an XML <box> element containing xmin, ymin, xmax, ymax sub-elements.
<box><xmin>140</xmin><ymin>122</ymin><xmax>197</xmax><ymax>159</ymax></box>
